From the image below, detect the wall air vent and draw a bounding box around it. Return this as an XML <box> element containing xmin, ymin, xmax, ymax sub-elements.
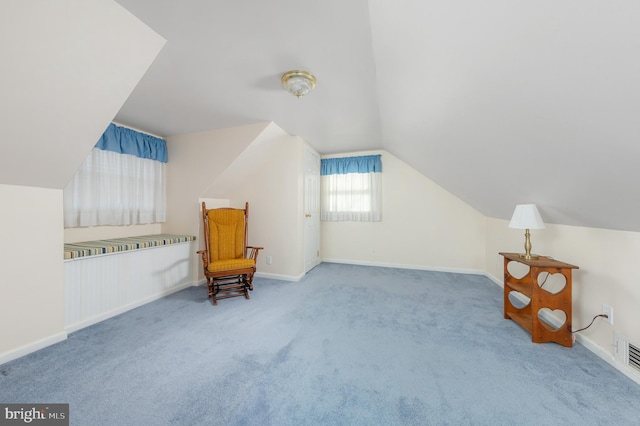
<box><xmin>615</xmin><ymin>333</ymin><xmax>640</xmax><ymax>374</ymax></box>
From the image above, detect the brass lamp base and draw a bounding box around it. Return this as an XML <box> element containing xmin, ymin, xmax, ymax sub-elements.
<box><xmin>520</xmin><ymin>228</ymin><xmax>539</xmax><ymax>260</ymax></box>
<box><xmin>519</xmin><ymin>253</ymin><xmax>540</xmax><ymax>260</ymax></box>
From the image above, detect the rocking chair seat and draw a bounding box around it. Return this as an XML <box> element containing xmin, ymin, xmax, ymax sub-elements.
<box><xmin>207</xmin><ymin>258</ymin><xmax>255</xmax><ymax>273</ymax></box>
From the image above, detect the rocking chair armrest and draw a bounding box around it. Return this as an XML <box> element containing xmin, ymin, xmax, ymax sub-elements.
<box><xmin>196</xmin><ymin>249</ymin><xmax>209</xmax><ymax>267</ymax></box>
<box><xmin>246</xmin><ymin>246</ymin><xmax>264</xmax><ymax>261</ymax></box>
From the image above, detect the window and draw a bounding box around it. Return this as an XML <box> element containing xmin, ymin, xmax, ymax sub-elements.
<box><xmin>320</xmin><ymin>154</ymin><xmax>382</xmax><ymax>221</ymax></box>
<box><xmin>63</xmin><ymin>123</ymin><xmax>167</xmax><ymax>228</ymax></box>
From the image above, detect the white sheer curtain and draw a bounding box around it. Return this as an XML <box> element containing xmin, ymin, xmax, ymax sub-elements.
<box><xmin>321</xmin><ymin>172</ymin><xmax>381</xmax><ymax>221</ymax></box>
<box><xmin>320</xmin><ymin>155</ymin><xmax>382</xmax><ymax>221</ymax></box>
<box><xmin>64</xmin><ymin>148</ymin><xmax>166</xmax><ymax>227</ymax></box>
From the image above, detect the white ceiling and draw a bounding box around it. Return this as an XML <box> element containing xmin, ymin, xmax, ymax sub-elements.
<box><xmin>114</xmin><ymin>0</ymin><xmax>640</xmax><ymax>232</ymax></box>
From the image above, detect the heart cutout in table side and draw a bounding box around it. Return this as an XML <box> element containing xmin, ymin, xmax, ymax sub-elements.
<box><xmin>537</xmin><ymin>272</ymin><xmax>566</xmax><ymax>295</ymax></box>
<box><xmin>506</xmin><ymin>260</ymin><xmax>530</xmax><ymax>279</ymax></box>
<box><xmin>508</xmin><ymin>291</ymin><xmax>530</xmax><ymax>310</ymax></box>
<box><xmin>537</xmin><ymin>308</ymin><xmax>567</xmax><ymax>331</ymax></box>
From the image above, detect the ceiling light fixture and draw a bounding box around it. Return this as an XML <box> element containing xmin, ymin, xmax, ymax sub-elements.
<box><xmin>281</xmin><ymin>70</ymin><xmax>316</xmax><ymax>98</ymax></box>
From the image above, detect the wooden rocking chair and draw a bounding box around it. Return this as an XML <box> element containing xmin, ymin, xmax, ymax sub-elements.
<box><xmin>197</xmin><ymin>202</ymin><xmax>263</xmax><ymax>305</ymax></box>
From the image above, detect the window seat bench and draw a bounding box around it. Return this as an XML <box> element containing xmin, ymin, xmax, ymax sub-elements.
<box><xmin>63</xmin><ymin>234</ymin><xmax>197</xmax><ymax>332</ymax></box>
<box><xmin>64</xmin><ymin>234</ymin><xmax>196</xmax><ymax>260</ymax></box>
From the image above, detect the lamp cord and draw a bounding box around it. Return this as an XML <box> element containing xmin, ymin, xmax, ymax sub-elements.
<box><xmin>538</xmin><ymin>272</ymin><xmax>550</xmax><ymax>288</ymax></box>
<box><xmin>571</xmin><ymin>314</ymin><xmax>609</xmax><ymax>333</ymax></box>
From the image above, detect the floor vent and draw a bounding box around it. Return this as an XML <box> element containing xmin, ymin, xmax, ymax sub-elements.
<box><xmin>615</xmin><ymin>333</ymin><xmax>640</xmax><ymax>373</ymax></box>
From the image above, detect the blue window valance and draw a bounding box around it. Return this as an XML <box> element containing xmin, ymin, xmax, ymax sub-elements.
<box><xmin>95</xmin><ymin>123</ymin><xmax>167</xmax><ymax>163</ymax></box>
<box><xmin>321</xmin><ymin>154</ymin><xmax>382</xmax><ymax>175</ymax></box>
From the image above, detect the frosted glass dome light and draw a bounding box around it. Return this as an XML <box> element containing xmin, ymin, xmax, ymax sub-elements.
<box><xmin>281</xmin><ymin>70</ymin><xmax>316</xmax><ymax>98</ymax></box>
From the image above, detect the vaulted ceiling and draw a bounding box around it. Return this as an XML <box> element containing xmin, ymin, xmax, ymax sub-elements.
<box><xmin>114</xmin><ymin>0</ymin><xmax>640</xmax><ymax>232</ymax></box>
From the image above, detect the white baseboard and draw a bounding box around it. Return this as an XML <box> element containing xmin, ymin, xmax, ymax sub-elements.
<box><xmin>255</xmin><ymin>271</ymin><xmax>305</xmax><ymax>282</ymax></box>
<box><xmin>0</xmin><ymin>332</ymin><xmax>68</xmax><ymax>366</ymax></box>
<box><xmin>321</xmin><ymin>258</ymin><xmax>486</xmax><ymax>276</ymax></box>
<box><xmin>575</xmin><ymin>333</ymin><xmax>640</xmax><ymax>386</ymax></box>
<box><xmin>484</xmin><ymin>272</ymin><xmax>503</xmax><ymax>286</ymax></box>
<box><xmin>195</xmin><ymin>271</ymin><xmax>305</xmax><ymax>284</ymax></box>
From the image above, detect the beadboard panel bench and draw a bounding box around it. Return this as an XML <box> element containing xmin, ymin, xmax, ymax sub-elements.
<box><xmin>64</xmin><ymin>234</ymin><xmax>197</xmax><ymax>332</ymax></box>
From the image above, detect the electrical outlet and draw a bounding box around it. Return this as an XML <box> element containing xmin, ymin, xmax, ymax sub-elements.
<box><xmin>266</xmin><ymin>256</ymin><xmax>272</xmax><ymax>265</ymax></box>
<box><xmin>602</xmin><ymin>304</ymin><xmax>613</xmax><ymax>325</ymax></box>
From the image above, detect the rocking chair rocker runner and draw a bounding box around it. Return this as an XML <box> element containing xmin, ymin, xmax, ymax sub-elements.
<box><xmin>197</xmin><ymin>202</ymin><xmax>263</xmax><ymax>305</ymax></box>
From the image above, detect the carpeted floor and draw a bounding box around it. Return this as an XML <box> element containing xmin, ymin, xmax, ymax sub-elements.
<box><xmin>1</xmin><ymin>263</ymin><xmax>639</xmax><ymax>425</ymax></box>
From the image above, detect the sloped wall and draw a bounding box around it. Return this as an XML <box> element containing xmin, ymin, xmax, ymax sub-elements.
<box><xmin>163</xmin><ymin>122</ymin><xmax>269</xmax><ymax>236</ymax></box>
<box><xmin>204</xmin><ymin>124</ymin><xmax>306</xmax><ymax>280</ymax></box>
<box><xmin>165</xmin><ymin>122</ymin><xmax>306</xmax><ymax>281</ymax></box>
<box><xmin>322</xmin><ymin>150</ymin><xmax>486</xmax><ymax>272</ymax></box>
<box><xmin>0</xmin><ymin>1</ymin><xmax>165</xmax><ymax>363</ymax></box>
<box><xmin>0</xmin><ymin>1</ymin><xmax>166</xmax><ymax>190</ymax></box>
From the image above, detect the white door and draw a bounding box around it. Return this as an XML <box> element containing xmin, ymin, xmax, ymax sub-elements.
<box><xmin>303</xmin><ymin>145</ymin><xmax>320</xmax><ymax>273</ymax></box>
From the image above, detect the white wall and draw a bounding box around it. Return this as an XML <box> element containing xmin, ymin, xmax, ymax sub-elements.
<box><xmin>322</xmin><ymin>150</ymin><xmax>486</xmax><ymax>272</ymax></box>
<box><xmin>164</xmin><ymin>122</ymin><xmax>269</xmax><ymax>235</ymax></box>
<box><xmin>0</xmin><ymin>185</ymin><xmax>65</xmax><ymax>361</ymax></box>
<box><xmin>485</xmin><ymin>218</ymin><xmax>640</xmax><ymax>365</ymax></box>
<box><xmin>0</xmin><ymin>1</ymin><xmax>165</xmax><ymax>362</ymax></box>
<box><xmin>214</xmin><ymin>132</ymin><xmax>306</xmax><ymax>280</ymax></box>
<box><xmin>164</xmin><ymin>123</ymin><xmax>266</xmax><ymax>285</ymax></box>
<box><xmin>165</xmin><ymin>122</ymin><xmax>306</xmax><ymax>281</ymax></box>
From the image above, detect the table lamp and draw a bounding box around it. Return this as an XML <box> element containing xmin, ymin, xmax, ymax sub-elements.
<box><xmin>509</xmin><ymin>204</ymin><xmax>545</xmax><ymax>259</ymax></box>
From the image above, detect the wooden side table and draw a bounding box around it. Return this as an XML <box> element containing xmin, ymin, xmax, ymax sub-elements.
<box><xmin>499</xmin><ymin>252</ymin><xmax>579</xmax><ymax>347</ymax></box>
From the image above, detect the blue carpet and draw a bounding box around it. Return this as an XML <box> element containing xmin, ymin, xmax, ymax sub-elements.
<box><xmin>1</xmin><ymin>263</ymin><xmax>639</xmax><ymax>425</ymax></box>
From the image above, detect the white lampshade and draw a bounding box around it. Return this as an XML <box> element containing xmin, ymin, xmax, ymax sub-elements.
<box><xmin>509</xmin><ymin>204</ymin><xmax>545</xmax><ymax>230</ymax></box>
